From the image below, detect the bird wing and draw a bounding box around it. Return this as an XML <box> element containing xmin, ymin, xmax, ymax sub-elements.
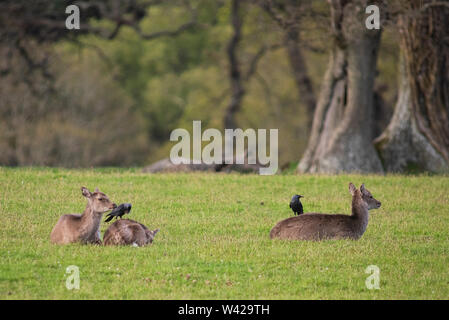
<box><xmin>109</xmin><ymin>206</ymin><xmax>122</xmax><ymax>216</ymax></box>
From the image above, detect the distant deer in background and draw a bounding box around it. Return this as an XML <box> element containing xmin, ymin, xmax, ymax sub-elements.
<box><xmin>270</xmin><ymin>183</ymin><xmax>381</xmax><ymax>241</ymax></box>
<box><xmin>50</xmin><ymin>187</ymin><xmax>117</xmax><ymax>245</ymax></box>
<box><xmin>103</xmin><ymin>219</ymin><xmax>160</xmax><ymax>247</ymax></box>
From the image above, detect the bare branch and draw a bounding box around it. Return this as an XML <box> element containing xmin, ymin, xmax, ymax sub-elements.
<box><xmin>256</xmin><ymin>0</ymin><xmax>288</xmax><ymax>28</ymax></box>
<box><xmin>15</xmin><ymin>40</ymin><xmax>53</xmax><ymax>81</ymax></box>
<box><xmin>245</xmin><ymin>43</ymin><xmax>282</xmax><ymax>81</ymax></box>
<box><xmin>132</xmin><ymin>19</ymin><xmax>197</xmax><ymax>40</ymax></box>
<box><xmin>420</xmin><ymin>1</ymin><xmax>449</xmax><ymax>11</ymax></box>
<box><xmin>69</xmin><ymin>38</ymin><xmax>115</xmax><ymax>70</ymax></box>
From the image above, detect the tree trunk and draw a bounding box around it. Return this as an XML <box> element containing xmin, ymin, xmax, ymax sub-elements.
<box><xmin>224</xmin><ymin>0</ymin><xmax>244</xmax><ymax>130</ymax></box>
<box><xmin>258</xmin><ymin>0</ymin><xmax>317</xmax><ymax>130</ymax></box>
<box><xmin>284</xmin><ymin>25</ymin><xmax>316</xmax><ymax>130</ymax></box>
<box><xmin>374</xmin><ymin>1</ymin><xmax>449</xmax><ymax>172</ymax></box>
<box><xmin>298</xmin><ymin>0</ymin><xmax>384</xmax><ymax>173</ymax></box>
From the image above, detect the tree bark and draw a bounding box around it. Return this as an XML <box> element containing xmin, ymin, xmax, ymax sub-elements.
<box><xmin>284</xmin><ymin>25</ymin><xmax>316</xmax><ymax>130</ymax></box>
<box><xmin>374</xmin><ymin>1</ymin><xmax>449</xmax><ymax>172</ymax></box>
<box><xmin>224</xmin><ymin>0</ymin><xmax>245</xmax><ymax>130</ymax></box>
<box><xmin>298</xmin><ymin>0</ymin><xmax>384</xmax><ymax>173</ymax></box>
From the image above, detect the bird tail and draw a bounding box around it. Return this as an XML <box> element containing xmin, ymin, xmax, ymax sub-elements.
<box><xmin>104</xmin><ymin>215</ymin><xmax>113</xmax><ymax>223</ymax></box>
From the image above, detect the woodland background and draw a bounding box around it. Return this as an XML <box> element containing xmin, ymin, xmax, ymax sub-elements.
<box><xmin>0</xmin><ymin>0</ymin><xmax>448</xmax><ymax>173</ymax></box>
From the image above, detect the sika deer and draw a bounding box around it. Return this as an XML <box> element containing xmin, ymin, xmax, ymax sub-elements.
<box><xmin>270</xmin><ymin>183</ymin><xmax>381</xmax><ymax>241</ymax></box>
<box><xmin>50</xmin><ymin>187</ymin><xmax>117</xmax><ymax>245</ymax></box>
<box><xmin>103</xmin><ymin>219</ymin><xmax>160</xmax><ymax>247</ymax></box>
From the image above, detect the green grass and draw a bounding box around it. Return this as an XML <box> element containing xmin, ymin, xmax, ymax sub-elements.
<box><xmin>0</xmin><ymin>167</ymin><xmax>448</xmax><ymax>299</ymax></box>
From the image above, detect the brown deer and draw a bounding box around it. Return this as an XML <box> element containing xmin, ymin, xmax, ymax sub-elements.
<box><xmin>50</xmin><ymin>187</ymin><xmax>117</xmax><ymax>245</ymax></box>
<box><xmin>103</xmin><ymin>219</ymin><xmax>160</xmax><ymax>246</ymax></box>
<box><xmin>270</xmin><ymin>183</ymin><xmax>381</xmax><ymax>241</ymax></box>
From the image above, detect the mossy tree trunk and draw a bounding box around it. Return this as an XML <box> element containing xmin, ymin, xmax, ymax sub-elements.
<box><xmin>298</xmin><ymin>0</ymin><xmax>384</xmax><ymax>173</ymax></box>
<box><xmin>374</xmin><ymin>0</ymin><xmax>449</xmax><ymax>172</ymax></box>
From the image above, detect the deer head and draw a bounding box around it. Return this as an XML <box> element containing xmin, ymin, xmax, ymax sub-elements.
<box><xmin>349</xmin><ymin>183</ymin><xmax>381</xmax><ymax>210</ymax></box>
<box><xmin>146</xmin><ymin>228</ymin><xmax>160</xmax><ymax>244</ymax></box>
<box><xmin>81</xmin><ymin>187</ymin><xmax>117</xmax><ymax>214</ymax></box>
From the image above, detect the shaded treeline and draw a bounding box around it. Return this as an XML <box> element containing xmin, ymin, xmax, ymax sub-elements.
<box><xmin>0</xmin><ymin>0</ymin><xmax>447</xmax><ymax>172</ymax></box>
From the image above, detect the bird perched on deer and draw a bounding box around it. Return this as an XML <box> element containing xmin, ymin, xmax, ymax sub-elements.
<box><xmin>271</xmin><ymin>183</ymin><xmax>381</xmax><ymax>241</ymax></box>
<box><xmin>290</xmin><ymin>194</ymin><xmax>304</xmax><ymax>216</ymax></box>
<box><xmin>105</xmin><ymin>203</ymin><xmax>132</xmax><ymax>222</ymax></box>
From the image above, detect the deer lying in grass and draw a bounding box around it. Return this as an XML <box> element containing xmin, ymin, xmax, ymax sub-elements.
<box><xmin>270</xmin><ymin>183</ymin><xmax>381</xmax><ymax>241</ymax></box>
<box><xmin>50</xmin><ymin>187</ymin><xmax>117</xmax><ymax>245</ymax></box>
<box><xmin>103</xmin><ymin>219</ymin><xmax>160</xmax><ymax>247</ymax></box>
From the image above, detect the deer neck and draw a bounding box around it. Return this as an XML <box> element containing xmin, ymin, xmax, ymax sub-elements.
<box><xmin>80</xmin><ymin>204</ymin><xmax>103</xmax><ymax>232</ymax></box>
<box><xmin>351</xmin><ymin>196</ymin><xmax>369</xmax><ymax>236</ymax></box>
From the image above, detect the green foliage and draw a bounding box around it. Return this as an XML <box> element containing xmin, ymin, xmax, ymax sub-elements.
<box><xmin>0</xmin><ymin>43</ymin><xmax>149</xmax><ymax>167</ymax></box>
<box><xmin>66</xmin><ymin>1</ymin><xmax>334</xmax><ymax>165</ymax></box>
<box><xmin>73</xmin><ymin>2</ymin><xmax>229</xmax><ymax>158</ymax></box>
<box><xmin>1</xmin><ymin>168</ymin><xmax>448</xmax><ymax>299</ymax></box>
<box><xmin>0</xmin><ymin>0</ymin><xmax>401</xmax><ymax>167</ymax></box>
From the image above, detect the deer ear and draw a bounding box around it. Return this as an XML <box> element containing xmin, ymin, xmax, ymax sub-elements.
<box><xmin>81</xmin><ymin>187</ymin><xmax>92</xmax><ymax>198</ymax></box>
<box><xmin>95</xmin><ymin>187</ymin><xmax>100</xmax><ymax>193</ymax></box>
<box><xmin>349</xmin><ymin>183</ymin><xmax>357</xmax><ymax>195</ymax></box>
<box><xmin>360</xmin><ymin>183</ymin><xmax>366</xmax><ymax>193</ymax></box>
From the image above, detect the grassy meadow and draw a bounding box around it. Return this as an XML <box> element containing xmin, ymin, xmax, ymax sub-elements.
<box><xmin>0</xmin><ymin>167</ymin><xmax>448</xmax><ymax>299</ymax></box>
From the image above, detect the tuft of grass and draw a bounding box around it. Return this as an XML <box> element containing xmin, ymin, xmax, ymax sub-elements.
<box><xmin>0</xmin><ymin>167</ymin><xmax>448</xmax><ymax>299</ymax></box>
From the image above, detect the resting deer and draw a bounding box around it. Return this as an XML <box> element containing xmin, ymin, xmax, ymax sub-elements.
<box><xmin>270</xmin><ymin>183</ymin><xmax>381</xmax><ymax>241</ymax></box>
<box><xmin>50</xmin><ymin>187</ymin><xmax>117</xmax><ymax>245</ymax></box>
<box><xmin>103</xmin><ymin>219</ymin><xmax>160</xmax><ymax>247</ymax></box>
